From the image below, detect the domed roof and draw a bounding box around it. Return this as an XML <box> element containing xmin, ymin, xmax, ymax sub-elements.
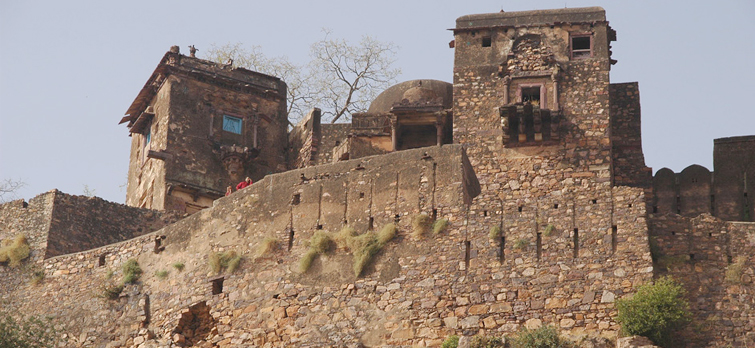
<box><xmin>367</xmin><ymin>79</ymin><xmax>453</xmax><ymax>114</ymax></box>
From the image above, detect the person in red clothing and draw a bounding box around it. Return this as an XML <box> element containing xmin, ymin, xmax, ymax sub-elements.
<box><xmin>236</xmin><ymin>177</ymin><xmax>253</xmax><ymax>190</ymax></box>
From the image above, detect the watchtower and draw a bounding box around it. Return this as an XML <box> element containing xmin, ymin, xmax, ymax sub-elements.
<box><xmin>120</xmin><ymin>46</ymin><xmax>288</xmax><ymax>213</ymax></box>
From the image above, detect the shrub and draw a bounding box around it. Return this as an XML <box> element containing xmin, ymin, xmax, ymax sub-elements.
<box><xmin>0</xmin><ymin>311</ymin><xmax>57</xmax><ymax>348</ymax></box>
<box><xmin>309</xmin><ymin>231</ymin><xmax>333</xmax><ymax>254</ymax></box>
<box><xmin>155</xmin><ymin>270</ymin><xmax>168</xmax><ymax>279</ymax></box>
<box><xmin>209</xmin><ymin>251</ymin><xmax>242</xmax><ymax>274</ymax></box>
<box><xmin>471</xmin><ymin>335</ymin><xmax>505</xmax><ymax>348</ymax></box>
<box><xmin>432</xmin><ymin>218</ymin><xmax>449</xmax><ymax>235</ymax></box>
<box><xmin>334</xmin><ymin>227</ymin><xmax>357</xmax><ymax>250</ymax></box>
<box><xmin>510</xmin><ymin>325</ymin><xmax>569</xmax><ymax>348</ymax></box>
<box><xmin>352</xmin><ymin>234</ymin><xmax>381</xmax><ymax>277</ymax></box>
<box><xmin>616</xmin><ymin>276</ymin><xmax>691</xmax><ymax>346</ymax></box>
<box><xmin>101</xmin><ymin>284</ymin><xmax>124</xmax><ymax>300</ymax></box>
<box><xmin>513</xmin><ymin>238</ymin><xmax>529</xmax><ymax>250</ymax></box>
<box><xmin>121</xmin><ymin>259</ymin><xmax>142</xmax><ymax>284</ymax></box>
<box><xmin>441</xmin><ymin>335</ymin><xmax>459</xmax><ymax>348</ymax></box>
<box><xmin>254</xmin><ymin>237</ymin><xmax>278</xmax><ymax>259</ymax></box>
<box><xmin>489</xmin><ymin>225</ymin><xmax>501</xmax><ymax>240</ymax></box>
<box><xmin>725</xmin><ymin>256</ymin><xmax>746</xmax><ymax>284</ymax></box>
<box><xmin>412</xmin><ymin>214</ymin><xmax>432</xmax><ymax>239</ymax></box>
<box><xmin>0</xmin><ymin>234</ymin><xmax>31</xmax><ymax>267</ymax></box>
<box><xmin>172</xmin><ymin>262</ymin><xmax>185</xmax><ymax>272</ymax></box>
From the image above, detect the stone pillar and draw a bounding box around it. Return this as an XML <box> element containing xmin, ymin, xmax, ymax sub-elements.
<box><xmin>390</xmin><ymin>118</ymin><xmax>399</xmax><ymax>151</ymax></box>
<box><xmin>502</xmin><ymin>75</ymin><xmax>511</xmax><ymax>105</ymax></box>
<box><xmin>436</xmin><ymin>121</ymin><xmax>443</xmax><ymax>146</ymax></box>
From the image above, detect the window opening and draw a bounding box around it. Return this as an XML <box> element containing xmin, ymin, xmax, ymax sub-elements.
<box><xmin>98</xmin><ymin>254</ymin><xmax>106</xmax><ymax>267</ymax></box>
<box><xmin>359</xmin><ymin>192</ymin><xmax>365</xmax><ymax>199</ymax></box>
<box><xmin>482</xmin><ymin>36</ymin><xmax>492</xmax><ymax>47</ymax></box>
<box><xmin>536</xmin><ymin>232</ymin><xmax>542</xmax><ymax>260</ymax></box>
<box><xmin>553</xmin><ymin>203</ymin><xmax>559</xmax><ymax>209</ymax></box>
<box><xmin>222</xmin><ymin>115</ymin><xmax>243</xmax><ymax>134</ymax></box>
<box><xmin>518</xmin><ymin>206</ymin><xmax>523</xmax><ymax>212</ymax></box>
<box><xmin>211</xmin><ymin>277</ymin><xmax>224</xmax><ymax>295</ymax></box>
<box><xmin>499</xmin><ymin>236</ymin><xmax>505</xmax><ymax>263</ymax></box>
<box><xmin>521</xmin><ymin>86</ymin><xmax>541</xmax><ymax>108</ymax></box>
<box><xmin>483</xmin><ymin>210</ymin><xmax>488</xmax><ymax>217</ymax></box>
<box><xmin>571</xmin><ymin>35</ymin><xmax>592</xmax><ymax>59</ymax></box>
<box><xmin>292</xmin><ymin>194</ymin><xmax>301</xmax><ymax>205</ymax></box>
<box><xmin>368</xmin><ymin>217</ymin><xmax>374</xmax><ymax>231</ymax></box>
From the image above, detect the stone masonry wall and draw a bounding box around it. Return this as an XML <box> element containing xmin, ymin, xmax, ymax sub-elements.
<box><xmin>1</xmin><ymin>145</ymin><xmax>654</xmax><ymax>347</ymax></box>
<box><xmin>649</xmin><ymin>213</ymin><xmax>755</xmax><ymax>346</ymax></box>
<box><xmin>316</xmin><ymin>123</ymin><xmax>352</xmax><ymax>165</ymax></box>
<box><xmin>45</xmin><ymin>191</ymin><xmax>182</xmax><ymax>258</ymax></box>
<box><xmin>609</xmin><ymin>82</ymin><xmax>651</xmax><ymax>191</ymax></box>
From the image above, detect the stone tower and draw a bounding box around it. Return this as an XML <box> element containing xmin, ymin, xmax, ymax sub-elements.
<box><xmin>120</xmin><ymin>46</ymin><xmax>288</xmax><ymax>214</ymax></box>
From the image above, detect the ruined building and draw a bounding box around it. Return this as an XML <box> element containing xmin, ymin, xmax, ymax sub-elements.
<box><xmin>1</xmin><ymin>7</ymin><xmax>753</xmax><ymax>348</ymax></box>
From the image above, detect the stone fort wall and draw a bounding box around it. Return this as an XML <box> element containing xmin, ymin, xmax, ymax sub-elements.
<box><xmin>1</xmin><ymin>145</ymin><xmax>655</xmax><ymax>347</ymax></box>
<box><xmin>649</xmin><ymin>214</ymin><xmax>755</xmax><ymax>346</ymax></box>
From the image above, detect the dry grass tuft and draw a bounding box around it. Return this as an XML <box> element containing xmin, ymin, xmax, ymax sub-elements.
<box><xmin>101</xmin><ymin>284</ymin><xmax>124</xmax><ymax>300</ymax></box>
<box><xmin>30</xmin><ymin>270</ymin><xmax>45</xmax><ymax>286</ymax></box>
<box><xmin>726</xmin><ymin>256</ymin><xmax>747</xmax><ymax>284</ymax></box>
<box><xmin>155</xmin><ymin>270</ymin><xmax>168</xmax><ymax>280</ymax></box>
<box><xmin>255</xmin><ymin>237</ymin><xmax>279</xmax><ymax>259</ymax></box>
<box><xmin>489</xmin><ymin>225</ymin><xmax>502</xmax><ymax>240</ymax></box>
<box><xmin>209</xmin><ymin>251</ymin><xmax>242</xmax><ymax>274</ymax></box>
<box><xmin>513</xmin><ymin>238</ymin><xmax>529</xmax><ymax>250</ymax></box>
<box><xmin>0</xmin><ymin>234</ymin><xmax>31</xmax><ymax>267</ymax></box>
<box><xmin>299</xmin><ymin>248</ymin><xmax>319</xmax><ymax>273</ymax></box>
<box><xmin>432</xmin><ymin>219</ymin><xmax>449</xmax><ymax>235</ymax></box>
<box><xmin>376</xmin><ymin>223</ymin><xmax>397</xmax><ymax>245</ymax></box>
<box><xmin>412</xmin><ymin>214</ymin><xmax>433</xmax><ymax>239</ymax></box>
<box><xmin>543</xmin><ymin>224</ymin><xmax>555</xmax><ymax>237</ymax></box>
<box><xmin>309</xmin><ymin>231</ymin><xmax>333</xmax><ymax>254</ymax></box>
<box><xmin>334</xmin><ymin>227</ymin><xmax>357</xmax><ymax>250</ymax></box>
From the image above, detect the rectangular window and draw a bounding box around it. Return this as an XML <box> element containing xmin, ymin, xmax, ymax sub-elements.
<box><xmin>521</xmin><ymin>86</ymin><xmax>541</xmax><ymax>107</ymax></box>
<box><xmin>571</xmin><ymin>35</ymin><xmax>592</xmax><ymax>59</ymax></box>
<box><xmin>222</xmin><ymin>115</ymin><xmax>243</xmax><ymax>134</ymax></box>
<box><xmin>482</xmin><ymin>36</ymin><xmax>492</xmax><ymax>47</ymax></box>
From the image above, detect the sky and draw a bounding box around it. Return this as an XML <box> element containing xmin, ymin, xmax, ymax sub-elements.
<box><xmin>1</xmin><ymin>0</ymin><xmax>754</xmax><ymax>204</ymax></box>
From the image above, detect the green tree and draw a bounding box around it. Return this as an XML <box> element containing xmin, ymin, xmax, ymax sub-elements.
<box><xmin>616</xmin><ymin>276</ymin><xmax>691</xmax><ymax>346</ymax></box>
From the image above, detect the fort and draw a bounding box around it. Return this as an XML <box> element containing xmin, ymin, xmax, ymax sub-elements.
<box><xmin>1</xmin><ymin>7</ymin><xmax>753</xmax><ymax>348</ymax></box>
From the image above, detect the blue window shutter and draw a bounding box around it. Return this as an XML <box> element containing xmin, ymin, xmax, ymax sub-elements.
<box><xmin>223</xmin><ymin>115</ymin><xmax>243</xmax><ymax>134</ymax></box>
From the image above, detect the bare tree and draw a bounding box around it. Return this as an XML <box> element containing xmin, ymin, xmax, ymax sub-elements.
<box><xmin>205</xmin><ymin>43</ymin><xmax>313</xmax><ymax>126</ymax></box>
<box><xmin>0</xmin><ymin>179</ymin><xmax>26</xmax><ymax>203</ymax></box>
<box><xmin>203</xmin><ymin>32</ymin><xmax>400</xmax><ymax>125</ymax></box>
<box><xmin>309</xmin><ymin>31</ymin><xmax>400</xmax><ymax>123</ymax></box>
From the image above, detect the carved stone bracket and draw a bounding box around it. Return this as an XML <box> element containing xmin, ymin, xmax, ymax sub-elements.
<box><xmin>219</xmin><ymin>144</ymin><xmax>259</xmax><ymax>181</ymax></box>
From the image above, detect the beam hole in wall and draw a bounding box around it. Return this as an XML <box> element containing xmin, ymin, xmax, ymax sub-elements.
<box><xmin>464</xmin><ymin>241</ymin><xmax>471</xmax><ymax>270</ymax></box>
<box><xmin>591</xmin><ymin>199</ymin><xmax>597</xmax><ymax>204</ymax></box>
<box><xmin>394</xmin><ymin>214</ymin><xmax>400</xmax><ymax>223</ymax></box>
<box><xmin>483</xmin><ymin>210</ymin><xmax>488</xmax><ymax>217</ymax></box>
<box><xmin>611</xmin><ymin>225</ymin><xmax>618</xmax><ymax>254</ymax></box>
<box><xmin>689</xmin><ymin>254</ymin><xmax>695</xmax><ymax>261</ymax></box>
<box><xmin>432</xmin><ymin>209</ymin><xmax>438</xmax><ymax>220</ymax></box>
<box><xmin>536</xmin><ymin>232</ymin><xmax>542</xmax><ymax>260</ymax></box>
<box><xmin>671</xmin><ymin>231</ymin><xmax>676</xmax><ymax>236</ymax></box>
<box><xmin>653</xmin><ymin>206</ymin><xmax>658</xmax><ymax>213</ymax></box>
<box><xmin>628</xmin><ymin>203</ymin><xmax>632</xmax><ymax>208</ymax></box>
<box><xmin>22</xmin><ymin>201</ymin><xmax>28</xmax><ymax>208</ymax></box>
<box><xmin>572</xmin><ymin>228</ymin><xmax>579</xmax><ymax>258</ymax></box>
<box><xmin>98</xmin><ymin>254</ymin><xmax>106</xmax><ymax>267</ymax></box>
<box><xmin>292</xmin><ymin>194</ymin><xmax>301</xmax><ymax>205</ymax></box>
<box><xmin>553</xmin><ymin>203</ymin><xmax>559</xmax><ymax>209</ymax></box>
<box><xmin>482</xmin><ymin>36</ymin><xmax>492</xmax><ymax>47</ymax></box>
<box><xmin>288</xmin><ymin>229</ymin><xmax>294</xmax><ymax>251</ymax></box>
<box><xmin>316</xmin><ymin>224</ymin><xmax>323</xmax><ymax>230</ymax></box>
<box><xmin>211</xmin><ymin>277</ymin><xmax>224</xmax><ymax>295</ymax></box>
<box><xmin>368</xmin><ymin>217</ymin><xmax>374</xmax><ymax>231</ymax></box>
<box><xmin>708</xmin><ymin>232</ymin><xmax>712</xmax><ymax>237</ymax></box>
<box><xmin>518</xmin><ymin>206</ymin><xmax>523</xmax><ymax>212</ymax></box>
<box><xmin>359</xmin><ymin>192</ymin><xmax>364</xmax><ymax>198</ymax></box>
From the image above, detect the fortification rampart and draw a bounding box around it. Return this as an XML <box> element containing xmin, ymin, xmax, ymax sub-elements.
<box><xmin>1</xmin><ymin>145</ymin><xmax>655</xmax><ymax>347</ymax></box>
<box><xmin>648</xmin><ymin>214</ymin><xmax>755</xmax><ymax>346</ymax></box>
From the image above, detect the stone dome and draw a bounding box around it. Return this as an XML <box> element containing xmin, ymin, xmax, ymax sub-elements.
<box><xmin>367</xmin><ymin>79</ymin><xmax>453</xmax><ymax>114</ymax></box>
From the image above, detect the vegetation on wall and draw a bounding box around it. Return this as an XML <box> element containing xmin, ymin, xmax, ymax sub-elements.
<box><xmin>432</xmin><ymin>218</ymin><xmax>449</xmax><ymax>235</ymax></box>
<box><xmin>725</xmin><ymin>255</ymin><xmax>746</xmax><ymax>284</ymax></box>
<box><xmin>0</xmin><ymin>234</ymin><xmax>31</xmax><ymax>267</ymax></box>
<box><xmin>510</xmin><ymin>325</ymin><xmax>571</xmax><ymax>348</ymax></box>
<box><xmin>489</xmin><ymin>225</ymin><xmax>501</xmax><ymax>240</ymax></box>
<box><xmin>299</xmin><ymin>231</ymin><xmax>333</xmax><ymax>273</ymax></box>
<box><xmin>209</xmin><ymin>251</ymin><xmax>242</xmax><ymax>274</ymax></box>
<box><xmin>616</xmin><ymin>276</ymin><xmax>691</xmax><ymax>346</ymax></box>
<box><xmin>412</xmin><ymin>214</ymin><xmax>433</xmax><ymax>239</ymax></box>
<box><xmin>0</xmin><ymin>310</ymin><xmax>56</xmax><ymax>348</ymax></box>
<box><xmin>254</xmin><ymin>237</ymin><xmax>279</xmax><ymax>259</ymax></box>
<box><xmin>121</xmin><ymin>259</ymin><xmax>142</xmax><ymax>284</ymax></box>
<box><xmin>172</xmin><ymin>262</ymin><xmax>185</xmax><ymax>272</ymax></box>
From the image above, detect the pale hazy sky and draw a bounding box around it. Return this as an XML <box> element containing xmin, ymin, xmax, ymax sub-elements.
<box><xmin>1</xmin><ymin>0</ymin><xmax>754</xmax><ymax>204</ymax></box>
